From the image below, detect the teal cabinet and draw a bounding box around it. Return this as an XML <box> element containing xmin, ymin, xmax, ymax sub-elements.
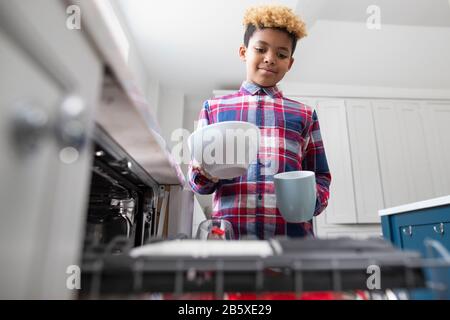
<box><xmin>400</xmin><ymin>222</ymin><xmax>449</xmax><ymax>255</ymax></box>
<box><xmin>381</xmin><ymin>204</ymin><xmax>450</xmax><ymax>299</ymax></box>
<box><xmin>381</xmin><ymin>205</ymin><xmax>450</xmax><ymax>255</ymax></box>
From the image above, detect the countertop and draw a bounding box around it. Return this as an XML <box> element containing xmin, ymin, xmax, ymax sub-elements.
<box><xmin>378</xmin><ymin>195</ymin><xmax>450</xmax><ymax>216</ymax></box>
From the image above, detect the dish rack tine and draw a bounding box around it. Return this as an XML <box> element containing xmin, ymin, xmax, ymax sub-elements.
<box><xmin>215</xmin><ymin>260</ymin><xmax>225</xmax><ymax>300</ymax></box>
<box><xmin>403</xmin><ymin>258</ymin><xmax>416</xmax><ymax>290</ymax></box>
<box><xmin>293</xmin><ymin>260</ymin><xmax>303</xmax><ymax>299</ymax></box>
<box><xmin>331</xmin><ymin>259</ymin><xmax>342</xmax><ymax>292</ymax></box>
<box><xmin>424</xmin><ymin>239</ymin><xmax>450</xmax><ymax>300</ymax></box>
<box><xmin>255</xmin><ymin>260</ymin><xmax>264</xmax><ymax>299</ymax></box>
<box><xmin>424</xmin><ymin>239</ymin><xmax>450</xmax><ymax>262</ymax></box>
<box><xmin>174</xmin><ymin>259</ymin><xmax>184</xmax><ymax>298</ymax></box>
<box><xmin>89</xmin><ymin>259</ymin><xmax>103</xmax><ymax>300</ymax></box>
<box><xmin>132</xmin><ymin>259</ymin><xmax>144</xmax><ymax>293</ymax></box>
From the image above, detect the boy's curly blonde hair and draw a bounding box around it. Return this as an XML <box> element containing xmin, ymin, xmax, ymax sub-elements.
<box><xmin>243</xmin><ymin>4</ymin><xmax>307</xmax><ymax>40</ymax></box>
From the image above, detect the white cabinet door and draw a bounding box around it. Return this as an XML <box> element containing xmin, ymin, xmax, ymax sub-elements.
<box><xmin>0</xmin><ymin>1</ymin><xmax>101</xmax><ymax>299</ymax></box>
<box><xmin>0</xmin><ymin>28</ymin><xmax>63</xmax><ymax>300</ymax></box>
<box><xmin>397</xmin><ymin>101</ymin><xmax>435</xmax><ymax>201</ymax></box>
<box><xmin>372</xmin><ymin>101</ymin><xmax>412</xmax><ymax>207</ymax></box>
<box><xmin>422</xmin><ymin>102</ymin><xmax>450</xmax><ymax>196</ymax></box>
<box><xmin>316</xmin><ymin>99</ymin><xmax>357</xmax><ymax>224</ymax></box>
<box><xmin>346</xmin><ymin>100</ymin><xmax>384</xmax><ymax>223</ymax></box>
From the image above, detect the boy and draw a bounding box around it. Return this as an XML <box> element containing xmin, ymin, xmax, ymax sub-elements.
<box><xmin>188</xmin><ymin>5</ymin><xmax>331</xmax><ymax>240</ymax></box>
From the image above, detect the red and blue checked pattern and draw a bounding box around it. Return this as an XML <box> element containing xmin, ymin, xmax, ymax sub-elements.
<box><xmin>188</xmin><ymin>81</ymin><xmax>331</xmax><ymax>239</ymax></box>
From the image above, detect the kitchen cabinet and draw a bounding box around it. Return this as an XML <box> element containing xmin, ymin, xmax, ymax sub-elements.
<box><xmin>315</xmin><ymin>99</ymin><xmax>357</xmax><ymax>224</ymax></box>
<box><xmin>288</xmin><ymin>97</ymin><xmax>381</xmax><ymax>238</ymax></box>
<box><xmin>295</xmin><ymin>97</ymin><xmax>385</xmax><ymax>226</ymax></box>
<box><xmin>372</xmin><ymin>101</ymin><xmax>412</xmax><ymax>207</ymax></box>
<box><xmin>373</xmin><ymin>100</ymin><xmax>436</xmax><ymax>207</ymax></box>
<box><xmin>0</xmin><ymin>0</ymin><xmax>186</xmax><ymax>299</ymax></box>
<box><xmin>381</xmin><ymin>197</ymin><xmax>450</xmax><ymax>254</ymax></box>
<box><xmin>397</xmin><ymin>102</ymin><xmax>435</xmax><ymax>201</ymax></box>
<box><xmin>400</xmin><ymin>222</ymin><xmax>450</xmax><ymax>255</ymax></box>
<box><xmin>0</xmin><ymin>0</ymin><xmax>102</xmax><ymax>299</ymax></box>
<box><xmin>345</xmin><ymin>99</ymin><xmax>384</xmax><ymax>223</ymax></box>
<box><xmin>292</xmin><ymin>96</ymin><xmax>450</xmax><ymax>239</ymax></box>
<box><xmin>380</xmin><ymin>196</ymin><xmax>450</xmax><ymax>299</ymax></box>
<box><xmin>421</xmin><ymin>102</ymin><xmax>450</xmax><ymax>198</ymax></box>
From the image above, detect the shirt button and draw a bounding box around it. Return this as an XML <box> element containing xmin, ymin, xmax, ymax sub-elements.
<box><xmin>258</xmin><ymin>194</ymin><xmax>263</xmax><ymax>201</ymax></box>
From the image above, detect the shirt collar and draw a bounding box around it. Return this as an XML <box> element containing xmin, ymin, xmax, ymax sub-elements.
<box><xmin>239</xmin><ymin>81</ymin><xmax>283</xmax><ymax>99</ymax></box>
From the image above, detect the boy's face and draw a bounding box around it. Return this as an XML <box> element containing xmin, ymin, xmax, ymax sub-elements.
<box><xmin>239</xmin><ymin>28</ymin><xmax>294</xmax><ymax>88</ymax></box>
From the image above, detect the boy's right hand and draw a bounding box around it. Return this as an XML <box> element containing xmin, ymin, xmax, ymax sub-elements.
<box><xmin>192</xmin><ymin>160</ymin><xmax>220</xmax><ymax>183</ymax></box>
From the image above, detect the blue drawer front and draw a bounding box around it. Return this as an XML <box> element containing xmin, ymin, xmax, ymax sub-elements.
<box><xmin>400</xmin><ymin>222</ymin><xmax>450</xmax><ymax>256</ymax></box>
<box><xmin>381</xmin><ymin>205</ymin><xmax>450</xmax><ymax>254</ymax></box>
<box><xmin>381</xmin><ymin>205</ymin><xmax>450</xmax><ymax>299</ymax></box>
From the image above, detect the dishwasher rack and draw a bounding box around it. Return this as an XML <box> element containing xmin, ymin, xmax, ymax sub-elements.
<box><xmin>78</xmin><ymin>237</ymin><xmax>445</xmax><ymax>299</ymax></box>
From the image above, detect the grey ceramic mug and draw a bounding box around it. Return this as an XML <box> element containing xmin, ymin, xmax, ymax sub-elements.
<box><xmin>274</xmin><ymin>170</ymin><xmax>316</xmax><ymax>223</ymax></box>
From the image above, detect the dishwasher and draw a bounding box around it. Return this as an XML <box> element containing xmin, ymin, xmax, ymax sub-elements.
<box><xmin>80</xmin><ymin>127</ymin><xmax>450</xmax><ymax>301</ymax></box>
<box><xmin>78</xmin><ymin>234</ymin><xmax>450</xmax><ymax>300</ymax></box>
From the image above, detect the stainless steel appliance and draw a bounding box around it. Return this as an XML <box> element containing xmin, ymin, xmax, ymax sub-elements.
<box><xmin>83</xmin><ymin>126</ymin><xmax>160</xmax><ymax>251</ymax></box>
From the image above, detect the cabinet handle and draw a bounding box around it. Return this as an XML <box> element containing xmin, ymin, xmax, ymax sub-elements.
<box><xmin>11</xmin><ymin>101</ymin><xmax>50</xmax><ymax>155</ymax></box>
<box><xmin>55</xmin><ymin>95</ymin><xmax>87</xmax><ymax>164</ymax></box>
<box><xmin>10</xmin><ymin>95</ymin><xmax>87</xmax><ymax>163</ymax></box>
<box><xmin>402</xmin><ymin>226</ymin><xmax>413</xmax><ymax>237</ymax></box>
<box><xmin>433</xmin><ymin>223</ymin><xmax>444</xmax><ymax>236</ymax></box>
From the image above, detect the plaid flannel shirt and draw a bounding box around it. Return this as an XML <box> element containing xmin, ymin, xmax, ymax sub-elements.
<box><xmin>188</xmin><ymin>81</ymin><xmax>331</xmax><ymax>239</ymax></box>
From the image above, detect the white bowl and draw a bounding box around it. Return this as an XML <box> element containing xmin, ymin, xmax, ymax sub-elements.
<box><xmin>188</xmin><ymin>121</ymin><xmax>260</xmax><ymax>179</ymax></box>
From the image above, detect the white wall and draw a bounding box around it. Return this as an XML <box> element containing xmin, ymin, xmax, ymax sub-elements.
<box><xmin>191</xmin><ymin>196</ymin><xmax>207</xmax><ymax>238</ymax></box>
<box><xmin>167</xmin><ymin>185</ymin><xmax>194</xmax><ymax>237</ymax></box>
<box><xmin>157</xmin><ymin>86</ymin><xmax>185</xmax><ymax>149</ymax></box>
<box><xmin>111</xmin><ymin>0</ymin><xmax>163</xmax><ymax>133</ymax></box>
<box><xmin>110</xmin><ymin>0</ymin><xmax>151</xmax><ymax>99</ymax></box>
<box><xmin>183</xmin><ymin>95</ymin><xmax>215</xmax><ymax>215</ymax></box>
<box><xmin>183</xmin><ymin>95</ymin><xmax>206</xmax><ymax>133</ymax></box>
<box><xmin>146</xmin><ymin>79</ymin><xmax>160</xmax><ymax>120</ymax></box>
<box><xmin>286</xmin><ymin>20</ymin><xmax>450</xmax><ymax>89</ymax></box>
